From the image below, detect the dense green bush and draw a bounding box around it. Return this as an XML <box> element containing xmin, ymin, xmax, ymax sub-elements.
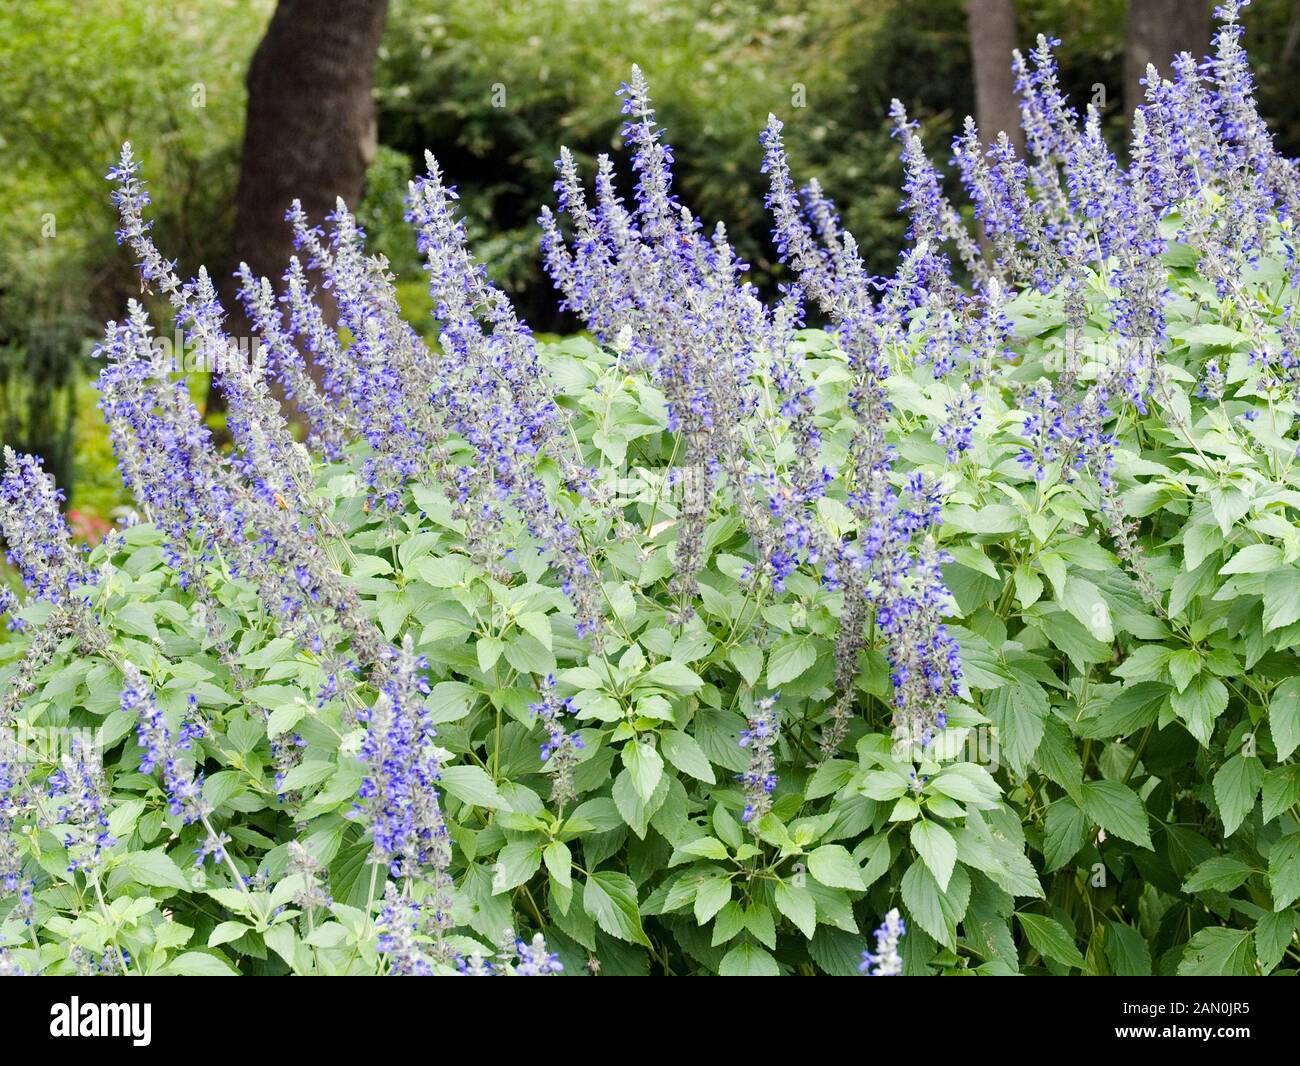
<box><xmin>3</xmin><ymin>2</ymin><xmax>1300</xmax><ymax>979</ymax></box>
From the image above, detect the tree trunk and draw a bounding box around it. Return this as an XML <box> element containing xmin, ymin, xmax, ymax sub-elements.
<box><xmin>967</xmin><ymin>0</ymin><xmax>1023</xmax><ymax>154</ymax></box>
<box><xmin>222</xmin><ymin>0</ymin><xmax>389</xmax><ymax>362</ymax></box>
<box><xmin>1126</xmin><ymin>0</ymin><xmax>1210</xmax><ymax>123</ymax></box>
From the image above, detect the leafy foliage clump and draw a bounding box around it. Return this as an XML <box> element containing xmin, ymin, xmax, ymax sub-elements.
<box><xmin>2</xmin><ymin>2</ymin><xmax>1300</xmax><ymax>977</ymax></box>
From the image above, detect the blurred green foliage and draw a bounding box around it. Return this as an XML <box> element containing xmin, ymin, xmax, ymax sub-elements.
<box><xmin>5</xmin><ymin>0</ymin><xmax>1300</xmax><ymax>515</ymax></box>
<box><xmin>370</xmin><ymin>0</ymin><xmax>1166</xmax><ymax>321</ymax></box>
<box><xmin>0</xmin><ymin>0</ymin><xmax>271</xmax><ymax>511</ymax></box>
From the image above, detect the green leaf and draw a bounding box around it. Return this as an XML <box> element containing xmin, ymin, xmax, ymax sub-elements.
<box><xmin>677</xmin><ymin>836</ymin><xmax>729</xmax><ymax>860</ymax></box>
<box><xmin>1178</xmin><ymin>322</ymin><xmax>1248</xmax><ymax>347</ymax></box>
<box><xmin>1017</xmin><ymin>912</ymin><xmax>1085</xmax><ymax>970</ymax></box>
<box><xmin>492</xmin><ymin>841</ymin><xmax>543</xmax><ymax>893</ymax></box>
<box><xmin>410</xmin><ymin>553</ymin><xmax>467</xmax><ymax>587</ymax></box>
<box><xmin>1255</xmin><ymin>910</ymin><xmax>1296</xmax><ymax>974</ymax></box>
<box><xmin>1012</xmin><ymin>564</ymin><xmax>1044</xmax><ymax>609</ymax></box>
<box><xmin>709</xmin><ymin>901</ymin><xmax>745</xmax><ymax>945</ymax></box>
<box><xmin>807</xmin><ymin>925</ymin><xmax>865</xmax><ymax>975</ymax></box>
<box><xmin>660</xmin><ymin>729</ymin><xmax>715</xmax><ymax>784</ymax></box>
<box><xmin>712</xmin><ymin>805</ymin><xmax>742</xmax><ymax>850</ymax></box>
<box><xmin>806</xmin><ymin>759</ymin><xmax>856</xmax><ymax>801</ymax></box>
<box><xmin>542</xmin><ymin>840</ymin><xmax>572</xmax><ymax>890</ymax></box>
<box><xmin>503</xmin><ymin>633</ymin><xmax>555</xmax><ymax>675</ymax></box>
<box><xmin>1081</xmin><ymin>681</ymin><xmax>1165</xmax><ymax>740</ymax></box>
<box><xmin>745</xmin><ymin>902</ymin><xmax>776</xmax><ymax>948</ymax></box>
<box><xmin>1166</xmin><ymin>649</ymin><xmax>1201</xmax><ymax>694</ymax></box>
<box><xmin>477</xmin><ymin>636</ymin><xmax>505</xmax><ymax>672</ymax></box>
<box><xmin>1105</xmin><ymin>921</ymin><xmax>1152</xmax><ymax>976</ymax></box>
<box><xmin>116</xmin><ymin>848</ymin><xmax>191</xmax><ymax>891</ymax></box>
<box><xmin>1208</xmin><ymin>485</ymin><xmax>1250</xmax><ymax>537</ymax></box>
<box><xmin>622</xmin><ymin>740</ymin><xmax>665</xmax><ymax>802</ymax></box>
<box><xmin>1079</xmin><ymin>780</ymin><xmax>1153</xmax><ymax>849</ymax></box>
<box><xmin>1060</xmin><ymin>575</ymin><xmax>1113</xmax><ymax>641</ymax></box>
<box><xmin>639</xmin><ymin>660</ymin><xmax>703</xmax><ymax>695</ymax></box>
<box><xmin>930</xmin><ymin>763</ymin><xmax>1001</xmax><ymax>807</ymax></box>
<box><xmin>728</xmin><ymin>645</ymin><xmax>763</xmax><ymax>687</ymax></box>
<box><xmin>1270</xmin><ymin>678</ymin><xmax>1300</xmax><ymax>761</ymax></box>
<box><xmin>208</xmin><ymin>921</ymin><xmax>251</xmax><ymax>948</ymax></box>
<box><xmin>774</xmin><ymin>882</ymin><xmax>817</xmax><ymax>939</ymax></box>
<box><xmin>441</xmin><ymin>765</ymin><xmax>510</xmax><ymax>810</ymax></box>
<box><xmin>901</xmin><ymin>860</ymin><xmax>969</xmax><ymax>951</ymax></box>
<box><xmin>1213</xmin><ymin>755</ymin><xmax>1263</xmax><ymax>837</ymax></box>
<box><xmin>1182</xmin><ymin>856</ymin><xmax>1255</xmax><ymax>894</ymax></box>
<box><xmin>1263</xmin><ymin>568</ymin><xmax>1300</xmax><ymax>632</ymax></box>
<box><xmin>765</xmin><ymin>634</ymin><xmax>818</xmax><ymax>688</ymax></box>
<box><xmin>1262</xmin><ymin>764</ymin><xmax>1300</xmax><ymax>823</ymax></box>
<box><xmin>278</xmin><ymin>761</ymin><xmax>333</xmax><ymax>792</ymax></box>
<box><xmin>1177</xmin><ymin>927</ymin><xmax>1255</xmax><ymax>976</ymax></box>
<box><xmin>1170</xmin><ymin>674</ymin><xmax>1228</xmax><ymax>745</ymax></box>
<box><xmin>515</xmin><ymin>611</ymin><xmax>553</xmax><ymax>650</ymax></box>
<box><xmin>1026</xmin><ymin>609</ymin><xmax>1111</xmax><ymax>671</ymax></box>
<box><xmin>807</xmin><ymin>844</ymin><xmax>865</xmax><ymax>891</ymax></box>
<box><xmin>163</xmin><ymin>951</ymin><xmax>240</xmax><ymax>976</ymax></box>
<box><xmin>115</xmin><ymin>603</ymin><xmax>159</xmax><ymax>640</ymax></box>
<box><xmin>694</xmin><ymin>876</ymin><xmax>732</xmax><ymax>924</ymax></box>
<box><xmin>611</xmin><ymin>767</ymin><xmax>664</xmax><ymax>838</ymax></box>
<box><xmin>583</xmin><ymin>871</ymin><xmax>651</xmax><ymax>948</ymax></box>
<box><xmin>1044</xmin><ymin>800</ymin><xmax>1086</xmax><ymax>872</ymax></box>
<box><xmin>1035</xmin><ymin>717</ymin><xmax>1083</xmax><ymax>799</ymax></box>
<box><xmin>1268</xmin><ymin>832</ymin><xmax>1300</xmax><ymax>910</ymax></box>
<box><xmin>910</xmin><ymin>821</ymin><xmax>958</xmax><ymax>892</ymax></box>
<box><xmin>266</xmin><ymin>699</ymin><xmax>306</xmax><ymax>739</ymax></box>
<box><xmin>1220</xmin><ymin>543</ymin><xmax>1282</xmax><ymax>574</ymax></box>
<box><xmin>985</xmin><ymin>678</ymin><xmax>1047</xmax><ymax>775</ymax></box>
<box><xmin>718</xmin><ymin>941</ymin><xmax>779</xmax><ymax>976</ymax></box>
<box><xmin>429</xmin><ymin>681</ymin><xmax>476</xmax><ymax>724</ymax></box>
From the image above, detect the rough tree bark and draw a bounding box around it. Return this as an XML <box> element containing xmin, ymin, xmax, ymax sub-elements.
<box><xmin>222</xmin><ymin>0</ymin><xmax>389</xmax><ymax>353</ymax></box>
<box><xmin>967</xmin><ymin>0</ymin><xmax>1024</xmax><ymax>154</ymax></box>
<box><xmin>1125</xmin><ymin>0</ymin><xmax>1210</xmax><ymax>123</ymax></box>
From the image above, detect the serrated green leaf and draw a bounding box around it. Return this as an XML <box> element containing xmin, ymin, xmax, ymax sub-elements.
<box><xmin>1263</xmin><ymin>568</ymin><xmax>1300</xmax><ymax>632</ymax></box>
<box><xmin>766</xmin><ymin>634</ymin><xmax>818</xmax><ymax>687</ymax></box>
<box><xmin>164</xmin><ymin>951</ymin><xmax>240</xmax><ymax>976</ymax></box>
<box><xmin>718</xmin><ymin>941</ymin><xmax>779</xmax><ymax>976</ymax></box>
<box><xmin>901</xmin><ymin>860</ymin><xmax>969</xmax><ymax>951</ymax></box>
<box><xmin>622</xmin><ymin>740</ymin><xmax>665</xmax><ymax>802</ymax></box>
<box><xmin>1182</xmin><ymin>855</ymin><xmax>1255</xmax><ymax>894</ymax></box>
<box><xmin>910</xmin><ymin>820</ymin><xmax>957</xmax><ymax>892</ymax></box>
<box><xmin>774</xmin><ymin>881</ymin><xmax>817</xmax><ymax>939</ymax></box>
<box><xmin>1213</xmin><ymin>755</ymin><xmax>1262</xmax><ymax>837</ymax></box>
<box><xmin>807</xmin><ymin>844</ymin><xmax>865</xmax><ymax>890</ymax></box>
<box><xmin>694</xmin><ymin>876</ymin><xmax>732</xmax><ymax>925</ymax></box>
<box><xmin>1177</xmin><ymin>926</ymin><xmax>1254</xmax><ymax>976</ymax></box>
<box><xmin>1105</xmin><ymin>921</ymin><xmax>1152</xmax><ymax>976</ymax></box>
<box><xmin>583</xmin><ymin>871</ymin><xmax>651</xmax><ymax>948</ymax></box>
<box><xmin>660</xmin><ymin>729</ymin><xmax>715</xmax><ymax>783</ymax></box>
<box><xmin>729</xmin><ymin>645</ymin><xmax>763</xmax><ymax>687</ymax></box>
<box><xmin>492</xmin><ymin>841</ymin><xmax>542</xmax><ymax>893</ymax></box>
<box><xmin>1270</xmin><ymin>678</ymin><xmax>1300</xmax><ymax>761</ymax></box>
<box><xmin>1079</xmin><ymin>779</ymin><xmax>1152</xmax><ymax>849</ymax></box>
<box><xmin>1017</xmin><ymin>912</ymin><xmax>1085</xmax><ymax>970</ymax></box>
<box><xmin>1268</xmin><ymin>832</ymin><xmax>1300</xmax><ymax>910</ymax></box>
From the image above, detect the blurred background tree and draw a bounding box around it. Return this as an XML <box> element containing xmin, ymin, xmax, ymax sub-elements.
<box><xmin>3</xmin><ymin>0</ymin><xmax>1300</xmax><ymax>525</ymax></box>
<box><xmin>0</xmin><ymin>0</ymin><xmax>272</xmax><ymax>520</ymax></box>
<box><xmin>1125</xmin><ymin>0</ymin><xmax>1211</xmax><ymax>121</ymax></box>
<box><xmin>228</xmin><ymin>0</ymin><xmax>390</xmax><ymax>339</ymax></box>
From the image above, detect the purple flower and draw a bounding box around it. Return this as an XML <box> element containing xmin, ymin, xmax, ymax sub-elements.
<box><xmin>529</xmin><ymin>674</ymin><xmax>584</xmax><ymax>807</ymax></box>
<box><xmin>859</xmin><ymin>908</ymin><xmax>905</xmax><ymax>975</ymax></box>
<box><xmin>738</xmin><ymin>694</ymin><xmax>781</xmax><ymax>825</ymax></box>
<box><xmin>120</xmin><ymin>662</ymin><xmax>211</xmax><ymax>830</ymax></box>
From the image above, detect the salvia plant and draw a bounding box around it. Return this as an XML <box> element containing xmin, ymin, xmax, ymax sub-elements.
<box><xmin>1</xmin><ymin>2</ymin><xmax>1300</xmax><ymax>976</ymax></box>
